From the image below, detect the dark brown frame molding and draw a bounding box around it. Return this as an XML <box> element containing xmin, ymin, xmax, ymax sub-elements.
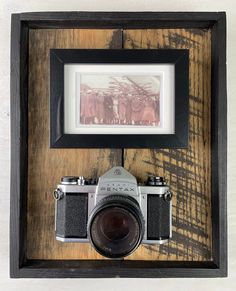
<box><xmin>10</xmin><ymin>11</ymin><xmax>227</xmax><ymax>278</ymax></box>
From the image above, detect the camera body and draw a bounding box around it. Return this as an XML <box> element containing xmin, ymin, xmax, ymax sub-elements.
<box><xmin>54</xmin><ymin>167</ymin><xmax>172</xmax><ymax>258</ymax></box>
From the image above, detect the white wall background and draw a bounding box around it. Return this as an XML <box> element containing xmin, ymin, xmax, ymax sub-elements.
<box><xmin>0</xmin><ymin>0</ymin><xmax>235</xmax><ymax>290</ymax></box>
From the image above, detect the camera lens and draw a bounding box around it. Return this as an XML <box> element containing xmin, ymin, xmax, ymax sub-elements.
<box><xmin>88</xmin><ymin>195</ymin><xmax>144</xmax><ymax>258</ymax></box>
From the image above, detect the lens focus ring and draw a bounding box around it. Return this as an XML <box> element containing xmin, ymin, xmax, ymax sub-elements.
<box><xmin>87</xmin><ymin>195</ymin><xmax>144</xmax><ymax>259</ymax></box>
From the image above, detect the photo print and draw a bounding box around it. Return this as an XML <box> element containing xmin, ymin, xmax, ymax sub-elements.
<box><xmin>77</xmin><ymin>74</ymin><xmax>162</xmax><ymax>128</ymax></box>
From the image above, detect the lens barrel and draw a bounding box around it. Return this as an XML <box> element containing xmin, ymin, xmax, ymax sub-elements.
<box><xmin>87</xmin><ymin>195</ymin><xmax>144</xmax><ymax>259</ymax></box>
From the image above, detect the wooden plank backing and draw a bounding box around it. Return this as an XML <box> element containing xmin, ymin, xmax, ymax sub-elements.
<box><xmin>123</xmin><ymin>29</ymin><xmax>212</xmax><ymax>261</ymax></box>
<box><xmin>27</xmin><ymin>29</ymin><xmax>122</xmax><ymax>260</ymax></box>
<box><xmin>27</xmin><ymin>28</ymin><xmax>212</xmax><ymax>261</ymax></box>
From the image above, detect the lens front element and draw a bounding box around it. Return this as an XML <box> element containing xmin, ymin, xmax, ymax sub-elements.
<box><xmin>88</xmin><ymin>195</ymin><xmax>144</xmax><ymax>258</ymax></box>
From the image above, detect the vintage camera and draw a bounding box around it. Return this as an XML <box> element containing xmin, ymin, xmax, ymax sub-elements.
<box><xmin>54</xmin><ymin>167</ymin><xmax>172</xmax><ymax>258</ymax></box>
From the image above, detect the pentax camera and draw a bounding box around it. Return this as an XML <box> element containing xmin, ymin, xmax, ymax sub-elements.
<box><xmin>54</xmin><ymin>167</ymin><xmax>172</xmax><ymax>258</ymax></box>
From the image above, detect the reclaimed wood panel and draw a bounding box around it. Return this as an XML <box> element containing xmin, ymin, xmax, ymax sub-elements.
<box><xmin>27</xmin><ymin>29</ymin><xmax>122</xmax><ymax>259</ymax></box>
<box><xmin>27</xmin><ymin>28</ymin><xmax>212</xmax><ymax>261</ymax></box>
<box><xmin>124</xmin><ymin>29</ymin><xmax>212</xmax><ymax>261</ymax></box>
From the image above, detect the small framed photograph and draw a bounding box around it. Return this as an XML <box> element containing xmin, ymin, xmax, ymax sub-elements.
<box><xmin>50</xmin><ymin>49</ymin><xmax>189</xmax><ymax>148</ymax></box>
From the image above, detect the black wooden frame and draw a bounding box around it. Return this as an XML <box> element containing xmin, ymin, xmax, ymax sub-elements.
<box><xmin>50</xmin><ymin>49</ymin><xmax>189</xmax><ymax>148</ymax></box>
<box><xmin>10</xmin><ymin>12</ymin><xmax>227</xmax><ymax>278</ymax></box>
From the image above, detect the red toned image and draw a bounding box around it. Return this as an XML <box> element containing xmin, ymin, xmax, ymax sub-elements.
<box><xmin>79</xmin><ymin>75</ymin><xmax>161</xmax><ymax>127</ymax></box>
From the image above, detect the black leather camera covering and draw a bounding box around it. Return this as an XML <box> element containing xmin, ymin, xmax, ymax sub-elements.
<box><xmin>147</xmin><ymin>194</ymin><xmax>170</xmax><ymax>240</ymax></box>
<box><xmin>56</xmin><ymin>193</ymin><xmax>88</xmax><ymax>238</ymax></box>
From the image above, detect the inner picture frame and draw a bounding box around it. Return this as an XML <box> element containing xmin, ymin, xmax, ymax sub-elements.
<box><xmin>50</xmin><ymin>49</ymin><xmax>189</xmax><ymax>148</ymax></box>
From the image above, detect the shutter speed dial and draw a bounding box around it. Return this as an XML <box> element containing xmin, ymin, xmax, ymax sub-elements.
<box><xmin>61</xmin><ymin>176</ymin><xmax>97</xmax><ymax>185</ymax></box>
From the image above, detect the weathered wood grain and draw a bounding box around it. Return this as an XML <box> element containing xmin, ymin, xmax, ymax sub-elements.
<box><xmin>27</xmin><ymin>29</ymin><xmax>122</xmax><ymax>259</ymax></box>
<box><xmin>124</xmin><ymin>29</ymin><xmax>212</xmax><ymax>261</ymax></box>
<box><xmin>27</xmin><ymin>28</ymin><xmax>212</xmax><ymax>261</ymax></box>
